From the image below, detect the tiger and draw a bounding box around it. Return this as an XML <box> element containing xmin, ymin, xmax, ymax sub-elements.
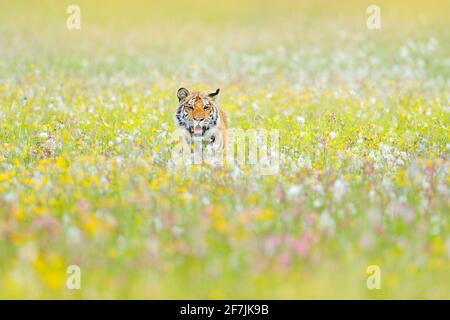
<box><xmin>174</xmin><ymin>87</ymin><xmax>227</xmax><ymax>153</ymax></box>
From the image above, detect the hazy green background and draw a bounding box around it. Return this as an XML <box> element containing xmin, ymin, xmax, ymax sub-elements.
<box><xmin>0</xmin><ymin>0</ymin><xmax>449</xmax><ymax>299</ymax></box>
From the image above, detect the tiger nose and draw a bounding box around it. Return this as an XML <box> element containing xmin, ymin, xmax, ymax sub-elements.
<box><xmin>194</xmin><ymin>116</ymin><xmax>205</xmax><ymax>122</ymax></box>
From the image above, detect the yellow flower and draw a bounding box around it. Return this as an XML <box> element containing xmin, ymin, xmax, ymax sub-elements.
<box><xmin>13</xmin><ymin>208</ymin><xmax>25</xmax><ymax>221</ymax></box>
<box><xmin>213</xmin><ymin>219</ymin><xmax>229</xmax><ymax>234</ymax></box>
<box><xmin>82</xmin><ymin>216</ymin><xmax>101</xmax><ymax>236</ymax></box>
<box><xmin>254</xmin><ymin>209</ymin><xmax>274</xmax><ymax>222</ymax></box>
<box><xmin>33</xmin><ymin>254</ymin><xmax>66</xmax><ymax>290</ymax></box>
<box><xmin>430</xmin><ymin>238</ymin><xmax>444</xmax><ymax>255</ymax></box>
<box><xmin>0</xmin><ymin>170</ymin><xmax>15</xmax><ymax>183</ymax></box>
<box><xmin>55</xmin><ymin>156</ymin><xmax>67</xmax><ymax>170</ymax></box>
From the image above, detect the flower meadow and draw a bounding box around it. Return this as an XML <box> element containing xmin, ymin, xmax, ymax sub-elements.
<box><xmin>0</xmin><ymin>0</ymin><xmax>449</xmax><ymax>298</ymax></box>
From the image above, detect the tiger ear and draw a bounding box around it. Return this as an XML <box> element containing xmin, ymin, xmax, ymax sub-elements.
<box><xmin>208</xmin><ymin>88</ymin><xmax>220</xmax><ymax>100</ymax></box>
<box><xmin>177</xmin><ymin>88</ymin><xmax>189</xmax><ymax>102</ymax></box>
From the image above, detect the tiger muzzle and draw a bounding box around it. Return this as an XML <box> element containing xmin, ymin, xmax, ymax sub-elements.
<box><xmin>191</xmin><ymin>120</ymin><xmax>205</xmax><ymax>136</ymax></box>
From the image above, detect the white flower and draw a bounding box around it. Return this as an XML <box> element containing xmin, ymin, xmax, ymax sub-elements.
<box><xmin>67</xmin><ymin>227</ymin><xmax>82</xmax><ymax>244</ymax></box>
<box><xmin>296</xmin><ymin>116</ymin><xmax>305</xmax><ymax>124</ymax></box>
<box><xmin>319</xmin><ymin>212</ymin><xmax>335</xmax><ymax>231</ymax></box>
<box><xmin>39</xmin><ymin>132</ymin><xmax>48</xmax><ymax>139</ymax></box>
<box><xmin>287</xmin><ymin>185</ymin><xmax>303</xmax><ymax>199</ymax></box>
<box><xmin>313</xmin><ymin>199</ymin><xmax>322</xmax><ymax>208</ymax></box>
<box><xmin>297</xmin><ymin>156</ymin><xmax>312</xmax><ymax>169</ymax></box>
<box><xmin>333</xmin><ymin>178</ymin><xmax>347</xmax><ymax>202</ymax></box>
<box><xmin>171</xmin><ymin>226</ymin><xmax>184</xmax><ymax>237</ymax></box>
<box><xmin>329</xmin><ymin>131</ymin><xmax>337</xmax><ymax>140</ymax></box>
<box><xmin>201</xmin><ymin>197</ymin><xmax>210</xmax><ymax>206</ymax></box>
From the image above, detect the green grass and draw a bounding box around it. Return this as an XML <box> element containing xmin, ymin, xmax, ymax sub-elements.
<box><xmin>0</xmin><ymin>0</ymin><xmax>449</xmax><ymax>298</ymax></box>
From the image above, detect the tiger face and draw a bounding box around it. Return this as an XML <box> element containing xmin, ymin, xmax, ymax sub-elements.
<box><xmin>175</xmin><ymin>87</ymin><xmax>220</xmax><ymax>137</ymax></box>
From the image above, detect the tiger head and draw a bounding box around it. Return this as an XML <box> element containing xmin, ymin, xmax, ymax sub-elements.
<box><xmin>175</xmin><ymin>87</ymin><xmax>220</xmax><ymax>137</ymax></box>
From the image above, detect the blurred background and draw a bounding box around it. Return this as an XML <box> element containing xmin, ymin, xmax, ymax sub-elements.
<box><xmin>1</xmin><ymin>0</ymin><xmax>449</xmax><ymax>86</ymax></box>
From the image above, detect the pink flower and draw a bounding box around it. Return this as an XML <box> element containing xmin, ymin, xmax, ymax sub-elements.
<box><xmin>287</xmin><ymin>233</ymin><xmax>312</xmax><ymax>258</ymax></box>
<box><xmin>279</xmin><ymin>252</ymin><xmax>291</xmax><ymax>267</ymax></box>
